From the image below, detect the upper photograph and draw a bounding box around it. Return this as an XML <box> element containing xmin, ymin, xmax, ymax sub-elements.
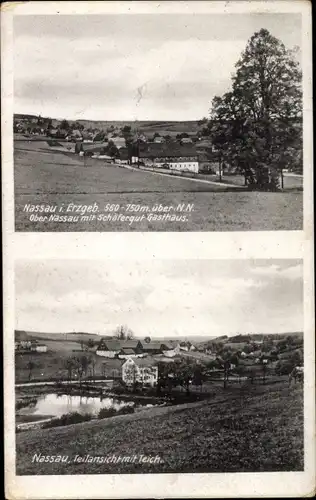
<box><xmin>13</xmin><ymin>13</ymin><xmax>303</xmax><ymax>232</ymax></box>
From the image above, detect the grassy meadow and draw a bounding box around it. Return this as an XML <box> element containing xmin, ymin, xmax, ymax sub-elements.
<box><xmin>16</xmin><ymin>381</ymin><xmax>303</xmax><ymax>475</ymax></box>
<box><xmin>15</xmin><ymin>345</ymin><xmax>122</xmax><ymax>384</ymax></box>
<box><xmin>14</xmin><ymin>140</ymin><xmax>303</xmax><ymax>231</ymax></box>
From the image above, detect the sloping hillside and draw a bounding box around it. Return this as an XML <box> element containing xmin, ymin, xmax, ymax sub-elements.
<box><xmin>16</xmin><ymin>382</ymin><xmax>303</xmax><ymax>475</ymax></box>
<box><xmin>15</xmin><ymin>330</ymin><xmax>101</xmax><ymax>343</ymax></box>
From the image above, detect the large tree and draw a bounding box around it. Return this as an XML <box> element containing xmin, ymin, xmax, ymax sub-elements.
<box><xmin>210</xmin><ymin>29</ymin><xmax>302</xmax><ymax>189</ymax></box>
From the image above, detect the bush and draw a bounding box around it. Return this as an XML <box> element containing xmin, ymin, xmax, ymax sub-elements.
<box><xmin>16</xmin><ymin>397</ymin><xmax>38</xmax><ymax>410</ymax></box>
<box><xmin>98</xmin><ymin>405</ymin><xmax>134</xmax><ymax>420</ymax></box>
<box><xmin>42</xmin><ymin>411</ymin><xmax>92</xmax><ymax>429</ymax></box>
<box><xmin>98</xmin><ymin>407</ymin><xmax>117</xmax><ymax>419</ymax></box>
<box><xmin>112</xmin><ymin>380</ymin><xmax>127</xmax><ymax>394</ymax></box>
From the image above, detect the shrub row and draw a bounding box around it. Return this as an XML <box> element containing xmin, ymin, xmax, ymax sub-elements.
<box><xmin>42</xmin><ymin>405</ymin><xmax>135</xmax><ymax>429</ymax></box>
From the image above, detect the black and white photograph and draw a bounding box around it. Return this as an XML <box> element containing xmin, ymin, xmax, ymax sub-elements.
<box><xmin>14</xmin><ymin>11</ymin><xmax>303</xmax><ymax>232</ymax></box>
<box><xmin>15</xmin><ymin>259</ymin><xmax>304</xmax><ymax>475</ymax></box>
<box><xmin>2</xmin><ymin>1</ymin><xmax>314</xmax><ymax>499</ymax></box>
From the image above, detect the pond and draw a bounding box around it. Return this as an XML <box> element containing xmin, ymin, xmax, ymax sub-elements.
<box><xmin>17</xmin><ymin>393</ymin><xmax>136</xmax><ymax>423</ymax></box>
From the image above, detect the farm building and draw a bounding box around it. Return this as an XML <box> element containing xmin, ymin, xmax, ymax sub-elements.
<box><xmin>121</xmin><ymin>339</ymin><xmax>144</xmax><ymax>353</ymax></box>
<box><xmin>161</xmin><ymin>342</ymin><xmax>181</xmax><ymax>358</ymax></box>
<box><xmin>68</xmin><ymin>129</ymin><xmax>82</xmax><ymax>140</ymax></box>
<box><xmin>136</xmin><ymin>142</ymin><xmax>199</xmax><ymax>173</ymax></box>
<box><xmin>75</xmin><ymin>142</ymin><xmax>110</xmax><ymax>157</ymax></box>
<box><xmin>109</xmin><ymin>137</ymin><xmax>126</xmax><ymax>149</ymax></box>
<box><xmin>96</xmin><ymin>338</ymin><xmax>144</xmax><ymax>358</ymax></box>
<box><xmin>118</xmin><ymin>348</ymin><xmax>143</xmax><ymax>360</ymax></box>
<box><xmin>96</xmin><ymin>339</ymin><xmax>121</xmax><ymax>358</ymax></box>
<box><xmin>179</xmin><ymin>342</ymin><xmax>190</xmax><ymax>351</ymax></box>
<box><xmin>81</xmin><ymin>131</ymin><xmax>94</xmax><ymax>142</ymax></box>
<box><xmin>180</xmin><ymin>137</ymin><xmax>193</xmax><ymax>144</ymax></box>
<box><xmin>179</xmin><ymin>341</ymin><xmax>195</xmax><ymax>351</ymax></box>
<box><xmin>47</xmin><ymin>128</ymin><xmax>58</xmax><ymax>137</ymax></box>
<box><xmin>153</xmin><ymin>136</ymin><xmax>165</xmax><ymax>143</ymax></box>
<box><xmin>142</xmin><ymin>341</ymin><xmax>167</xmax><ymax>355</ymax></box>
<box><xmin>15</xmin><ymin>340</ymin><xmax>47</xmax><ymax>352</ymax></box>
<box><xmin>30</xmin><ymin>341</ymin><xmax>46</xmax><ymax>352</ymax></box>
<box><xmin>122</xmin><ymin>357</ymin><xmax>158</xmax><ymax>387</ymax></box>
<box><xmin>33</xmin><ymin>343</ymin><xmax>47</xmax><ymax>353</ymax></box>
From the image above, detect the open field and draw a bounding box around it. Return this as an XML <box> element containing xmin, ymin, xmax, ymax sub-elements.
<box><xmin>15</xmin><ymin>116</ymin><xmax>201</xmax><ymax>134</ymax></box>
<box><xmin>16</xmin><ymin>382</ymin><xmax>303</xmax><ymax>474</ymax></box>
<box><xmin>15</xmin><ymin>142</ymin><xmax>303</xmax><ymax>231</ymax></box>
<box><xmin>213</xmin><ymin>173</ymin><xmax>303</xmax><ymax>190</ymax></box>
<box><xmin>15</xmin><ymin>347</ymin><xmax>122</xmax><ymax>383</ymax></box>
<box><xmin>16</xmin><ymin>330</ymin><xmax>101</xmax><ymax>343</ymax></box>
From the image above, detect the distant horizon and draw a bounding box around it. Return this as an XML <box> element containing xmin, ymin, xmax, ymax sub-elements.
<box><xmin>14</xmin><ymin>113</ymin><xmax>201</xmax><ymax>124</ymax></box>
<box><xmin>15</xmin><ymin>329</ymin><xmax>303</xmax><ymax>339</ymax></box>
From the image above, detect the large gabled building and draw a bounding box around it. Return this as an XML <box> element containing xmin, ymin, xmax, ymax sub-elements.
<box><xmin>96</xmin><ymin>338</ymin><xmax>144</xmax><ymax>358</ymax></box>
<box><xmin>96</xmin><ymin>339</ymin><xmax>122</xmax><ymax>358</ymax></box>
<box><xmin>135</xmin><ymin>142</ymin><xmax>199</xmax><ymax>173</ymax></box>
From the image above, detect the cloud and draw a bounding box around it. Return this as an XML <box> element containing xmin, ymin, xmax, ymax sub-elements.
<box><xmin>13</xmin><ymin>14</ymin><xmax>302</xmax><ymax>120</ymax></box>
<box><xmin>14</xmin><ymin>34</ymin><xmax>243</xmax><ymax>121</ymax></box>
<box><xmin>15</xmin><ymin>260</ymin><xmax>303</xmax><ymax>337</ymax></box>
<box><xmin>251</xmin><ymin>262</ymin><xmax>302</xmax><ymax>281</ymax></box>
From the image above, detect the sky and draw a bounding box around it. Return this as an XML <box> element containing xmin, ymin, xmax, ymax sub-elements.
<box><xmin>14</xmin><ymin>13</ymin><xmax>301</xmax><ymax>121</ymax></box>
<box><xmin>15</xmin><ymin>259</ymin><xmax>303</xmax><ymax>338</ymax></box>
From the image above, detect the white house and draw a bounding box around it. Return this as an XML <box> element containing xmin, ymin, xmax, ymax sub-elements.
<box><xmin>122</xmin><ymin>358</ymin><xmax>158</xmax><ymax>387</ymax></box>
<box><xmin>29</xmin><ymin>341</ymin><xmax>47</xmax><ymax>353</ymax></box>
<box><xmin>137</xmin><ymin>143</ymin><xmax>199</xmax><ymax>173</ymax></box>
<box><xmin>35</xmin><ymin>344</ymin><xmax>47</xmax><ymax>353</ymax></box>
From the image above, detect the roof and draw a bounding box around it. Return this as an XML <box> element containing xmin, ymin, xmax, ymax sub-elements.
<box><xmin>278</xmin><ymin>351</ymin><xmax>292</xmax><ymax>359</ymax></box>
<box><xmin>139</xmin><ymin>142</ymin><xmax>198</xmax><ymax>159</ymax></box>
<box><xmin>80</xmin><ymin>142</ymin><xmax>109</xmax><ymax>152</ymax></box>
<box><xmin>110</xmin><ymin>137</ymin><xmax>126</xmax><ymax>148</ymax></box>
<box><xmin>97</xmin><ymin>339</ymin><xmax>121</xmax><ymax>351</ymax></box>
<box><xmin>81</xmin><ymin>132</ymin><xmax>94</xmax><ymax>140</ymax></box>
<box><xmin>120</xmin><ymin>348</ymin><xmax>135</xmax><ymax>355</ymax></box>
<box><xmin>162</xmin><ymin>342</ymin><xmax>176</xmax><ymax>350</ymax></box>
<box><xmin>122</xmin><ymin>340</ymin><xmax>142</xmax><ymax>349</ymax></box>
<box><xmin>142</xmin><ymin>341</ymin><xmax>164</xmax><ymax>351</ymax></box>
<box><xmin>133</xmin><ymin>357</ymin><xmax>158</xmax><ymax>368</ymax></box>
<box><xmin>167</xmin><ymin>340</ymin><xmax>180</xmax><ymax>348</ymax></box>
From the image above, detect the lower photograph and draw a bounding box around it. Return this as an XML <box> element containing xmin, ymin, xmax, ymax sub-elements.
<box><xmin>14</xmin><ymin>258</ymin><xmax>304</xmax><ymax>475</ymax></box>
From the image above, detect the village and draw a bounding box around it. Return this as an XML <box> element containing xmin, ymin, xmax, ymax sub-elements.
<box><xmin>15</xmin><ymin>325</ymin><xmax>304</xmax><ymax>476</ymax></box>
<box><xmin>14</xmin><ymin>25</ymin><xmax>303</xmax><ymax>233</ymax></box>
<box><xmin>14</xmin><ymin>113</ymin><xmax>223</xmax><ymax>176</ymax></box>
<box><xmin>15</xmin><ymin>329</ymin><xmax>303</xmax><ymax>392</ymax></box>
<box><xmin>14</xmin><ymin>113</ymin><xmax>303</xmax><ymax>233</ymax></box>
<box><xmin>14</xmin><ymin>112</ymin><xmax>303</xmax><ymax>180</ymax></box>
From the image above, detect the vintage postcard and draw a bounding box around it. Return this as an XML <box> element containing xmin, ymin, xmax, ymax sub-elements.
<box><xmin>2</xmin><ymin>0</ymin><xmax>314</xmax><ymax>499</ymax></box>
<box><xmin>8</xmin><ymin>1</ymin><xmax>307</xmax><ymax>232</ymax></box>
